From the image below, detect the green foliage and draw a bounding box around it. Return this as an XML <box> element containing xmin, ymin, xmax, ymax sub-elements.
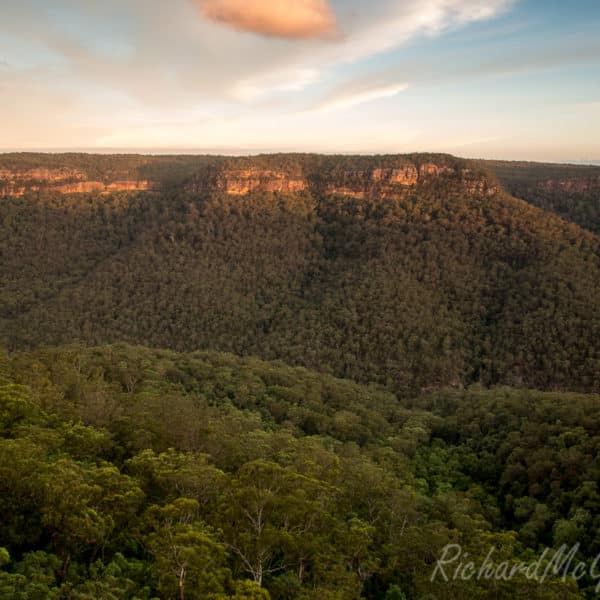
<box><xmin>0</xmin><ymin>383</ymin><xmax>40</xmax><ymax>433</ymax></box>
<box><xmin>2</xmin><ymin>154</ymin><xmax>597</xmax><ymax>597</ymax></box>
<box><xmin>385</xmin><ymin>586</ymin><xmax>406</xmax><ymax>600</ymax></box>
<box><xmin>0</xmin><ymin>344</ymin><xmax>595</xmax><ymax>598</ymax></box>
<box><xmin>141</xmin><ymin>498</ymin><xmax>230</xmax><ymax>598</ymax></box>
<box><xmin>0</xmin><ymin>549</ymin><xmax>9</xmax><ymax>568</ymax></box>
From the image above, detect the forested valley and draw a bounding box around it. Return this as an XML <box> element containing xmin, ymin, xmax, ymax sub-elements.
<box><xmin>0</xmin><ymin>153</ymin><xmax>599</xmax><ymax>598</ymax></box>
<box><xmin>1</xmin><ymin>344</ymin><xmax>599</xmax><ymax>599</ymax></box>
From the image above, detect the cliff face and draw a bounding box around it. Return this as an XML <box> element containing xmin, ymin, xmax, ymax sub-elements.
<box><xmin>105</xmin><ymin>180</ymin><xmax>153</xmax><ymax>192</ymax></box>
<box><xmin>0</xmin><ymin>168</ymin><xmax>155</xmax><ymax>196</ymax></box>
<box><xmin>215</xmin><ymin>169</ymin><xmax>309</xmax><ymax>195</ymax></box>
<box><xmin>321</xmin><ymin>165</ymin><xmax>418</xmax><ymax>199</ymax></box>
<box><xmin>320</xmin><ymin>162</ymin><xmax>496</xmax><ymax>199</ymax></box>
<box><xmin>181</xmin><ymin>161</ymin><xmax>486</xmax><ymax>199</ymax></box>
<box><xmin>0</xmin><ymin>167</ymin><xmax>86</xmax><ymax>183</ymax></box>
<box><xmin>372</xmin><ymin>167</ymin><xmax>419</xmax><ymax>184</ymax></box>
<box><xmin>419</xmin><ymin>163</ymin><xmax>453</xmax><ymax>177</ymax></box>
<box><xmin>0</xmin><ymin>167</ymin><xmax>85</xmax><ymax>196</ymax></box>
<box><xmin>183</xmin><ymin>164</ymin><xmax>421</xmax><ymax>198</ymax></box>
<box><xmin>0</xmin><ymin>155</ymin><xmax>498</xmax><ymax>199</ymax></box>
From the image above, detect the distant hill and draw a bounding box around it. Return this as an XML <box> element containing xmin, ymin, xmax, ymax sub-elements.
<box><xmin>483</xmin><ymin>159</ymin><xmax>600</xmax><ymax>234</ymax></box>
<box><xmin>1</xmin><ymin>153</ymin><xmax>599</xmax><ymax>393</ymax></box>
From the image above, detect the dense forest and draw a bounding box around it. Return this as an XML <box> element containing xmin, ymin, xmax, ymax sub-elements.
<box><xmin>1</xmin><ymin>154</ymin><xmax>599</xmax><ymax>394</ymax></box>
<box><xmin>1</xmin><ymin>153</ymin><xmax>599</xmax><ymax>597</ymax></box>
<box><xmin>1</xmin><ymin>343</ymin><xmax>599</xmax><ymax>599</ymax></box>
<box><xmin>483</xmin><ymin>160</ymin><xmax>600</xmax><ymax>235</ymax></box>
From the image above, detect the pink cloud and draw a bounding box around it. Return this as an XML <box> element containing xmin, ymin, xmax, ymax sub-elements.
<box><xmin>194</xmin><ymin>0</ymin><xmax>338</xmax><ymax>40</ymax></box>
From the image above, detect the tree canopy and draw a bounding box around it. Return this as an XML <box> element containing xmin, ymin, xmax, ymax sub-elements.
<box><xmin>0</xmin><ymin>344</ymin><xmax>597</xmax><ymax>598</ymax></box>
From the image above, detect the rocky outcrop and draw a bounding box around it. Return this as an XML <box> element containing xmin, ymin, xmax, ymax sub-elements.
<box><xmin>0</xmin><ymin>156</ymin><xmax>498</xmax><ymax>199</ymax></box>
<box><xmin>372</xmin><ymin>166</ymin><xmax>419</xmax><ymax>185</ymax></box>
<box><xmin>105</xmin><ymin>180</ymin><xmax>153</xmax><ymax>192</ymax></box>
<box><xmin>0</xmin><ymin>167</ymin><xmax>88</xmax><ymax>195</ymax></box>
<box><xmin>322</xmin><ymin>163</ymin><xmax>495</xmax><ymax>198</ymax></box>
<box><xmin>323</xmin><ymin>165</ymin><xmax>419</xmax><ymax>199</ymax></box>
<box><xmin>0</xmin><ymin>167</ymin><xmax>87</xmax><ymax>184</ymax></box>
<box><xmin>0</xmin><ymin>169</ymin><xmax>156</xmax><ymax>196</ymax></box>
<box><xmin>183</xmin><ymin>168</ymin><xmax>309</xmax><ymax>195</ymax></box>
<box><xmin>56</xmin><ymin>182</ymin><xmax>106</xmax><ymax>194</ymax></box>
<box><xmin>216</xmin><ymin>169</ymin><xmax>308</xmax><ymax>195</ymax></box>
<box><xmin>419</xmin><ymin>163</ymin><xmax>454</xmax><ymax>177</ymax></box>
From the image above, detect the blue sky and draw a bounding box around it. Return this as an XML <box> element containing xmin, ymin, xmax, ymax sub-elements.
<box><xmin>0</xmin><ymin>0</ymin><xmax>599</xmax><ymax>161</ymax></box>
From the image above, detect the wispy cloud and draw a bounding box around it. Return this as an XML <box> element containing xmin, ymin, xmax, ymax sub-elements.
<box><xmin>232</xmin><ymin>68</ymin><xmax>321</xmax><ymax>101</ymax></box>
<box><xmin>192</xmin><ymin>0</ymin><xmax>338</xmax><ymax>39</ymax></box>
<box><xmin>311</xmin><ymin>81</ymin><xmax>410</xmax><ymax>113</ymax></box>
<box><xmin>314</xmin><ymin>0</ymin><xmax>517</xmax><ymax>66</ymax></box>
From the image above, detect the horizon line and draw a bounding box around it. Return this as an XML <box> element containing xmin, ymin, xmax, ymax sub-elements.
<box><xmin>1</xmin><ymin>148</ymin><xmax>599</xmax><ymax>167</ymax></box>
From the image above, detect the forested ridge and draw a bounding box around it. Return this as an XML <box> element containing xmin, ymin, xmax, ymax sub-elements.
<box><xmin>1</xmin><ymin>153</ymin><xmax>600</xmax><ymax>598</ymax></box>
<box><xmin>483</xmin><ymin>160</ymin><xmax>600</xmax><ymax>235</ymax></box>
<box><xmin>1</xmin><ymin>153</ymin><xmax>598</xmax><ymax>393</ymax></box>
<box><xmin>1</xmin><ymin>343</ymin><xmax>599</xmax><ymax>599</ymax></box>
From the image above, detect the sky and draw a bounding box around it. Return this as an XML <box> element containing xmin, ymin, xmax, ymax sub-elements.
<box><xmin>0</xmin><ymin>0</ymin><xmax>599</xmax><ymax>161</ymax></box>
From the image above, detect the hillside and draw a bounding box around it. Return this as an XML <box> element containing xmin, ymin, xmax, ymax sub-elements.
<box><xmin>0</xmin><ymin>343</ymin><xmax>597</xmax><ymax>598</ymax></box>
<box><xmin>1</xmin><ymin>153</ymin><xmax>599</xmax><ymax>393</ymax></box>
<box><xmin>483</xmin><ymin>160</ymin><xmax>600</xmax><ymax>234</ymax></box>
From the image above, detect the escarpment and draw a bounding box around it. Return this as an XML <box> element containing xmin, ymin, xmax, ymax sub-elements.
<box><xmin>319</xmin><ymin>165</ymin><xmax>419</xmax><ymax>199</ymax></box>
<box><xmin>184</xmin><ymin>168</ymin><xmax>309</xmax><ymax>195</ymax></box>
<box><xmin>0</xmin><ymin>167</ymin><xmax>156</xmax><ymax>196</ymax></box>
<box><xmin>0</xmin><ymin>167</ymin><xmax>87</xmax><ymax>184</ymax></box>
<box><xmin>0</xmin><ymin>154</ymin><xmax>498</xmax><ymax>199</ymax></box>
<box><xmin>182</xmin><ymin>157</ymin><xmax>496</xmax><ymax>199</ymax></box>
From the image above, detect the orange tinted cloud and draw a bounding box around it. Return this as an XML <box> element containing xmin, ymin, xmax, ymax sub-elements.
<box><xmin>195</xmin><ymin>0</ymin><xmax>337</xmax><ymax>39</ymax></box>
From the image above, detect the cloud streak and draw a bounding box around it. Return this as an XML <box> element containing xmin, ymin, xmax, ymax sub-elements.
<box><xmin>193</xmin><ymin>0</ymin><xmax>338</xmax><ymax>39</ymax></box>
<box><xmin>311</xmin><ymin>82</ymin><xmax>410</xmax><ymax>113</ymax></box>
<box><xmin>318</xmin><ymin>0</ymin><xmax>517</xmax><ymax>66</ymax></box>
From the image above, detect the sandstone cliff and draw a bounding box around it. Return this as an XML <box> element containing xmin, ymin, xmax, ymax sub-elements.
<box><xmin>0</xmin><ymin>168</ymin><xmax>156</xmax><ymax>196</ymax></box>
<box><xmin>198</xmin><ymin>168</ymin><xmax>308</xmax><ymax>195</ymax></box>
<box><xmin>0</xmin><ymin>167</ymin><xmax>86</xmax><ymax>183</ymax></box>
<box><xmin>0</xmin><ymin>155</ymin><xmax>498</xmax><ymax>199</ymax></box>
